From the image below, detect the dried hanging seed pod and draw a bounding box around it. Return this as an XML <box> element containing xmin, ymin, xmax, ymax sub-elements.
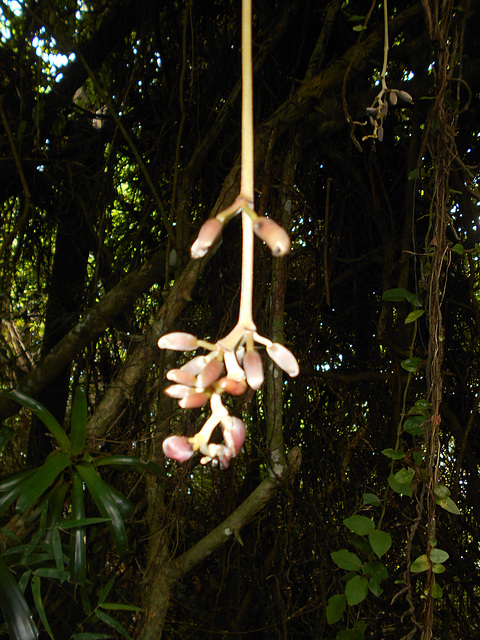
<box><xmin>191</xmin><ymin>218</ymin><xmax>223</xmax><ymax>258</ymax></box>
<box><xmin>389</xmin><ymin>90</ymin><xmax>398</xmax><ymax>106</ymax></box>
<box><xmin>254</xmin><ymin>217</ymin><xmax>291</xmax><ymax>256</ymax></box>
<box><xmin>397</xmin><ymin>90</ymin><xmax>413</xmax><ymax>103</ymax></box>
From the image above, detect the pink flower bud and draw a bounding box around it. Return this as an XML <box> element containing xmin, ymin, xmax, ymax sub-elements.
<box><xmin>181</xmin><ymin>355</ymin><xmax>208</xmax><ymax>375</ymax></box>
<box><xmin>196</xmin><ymin>359</ymin><xmax>223</xmax><ymax>388</ymax></box>
<box><xmin>397</xmin><ymin>90</ymin><xmax>413</xmax><ymax>103</ymax></box>
<box><xmin>166</xmin><ymin>369</ymin><xmax>197</xmax><ymax>385</ymax></box>
<box><xmin>164</xmin><ymin>384</ymin><xmax>193</xmax><ymax>399</ymax></box>
<box><xmin>267</xmin><ymin>343</ymin><xmax>299</xmax><ymax>377</ymax></box>
<box><xmin>254</xmin><ymin>218</ymin><xmax>291</xmax><ymax>256</ymax></box>
<box><xmin>163</xmin><ymin>435</ymin><xmax>194</xmax><ymax>462</ymax></box>
<box><xmin>191</xmin><ymin>218</ymin><xmax>223</xmax><ymax>259</ymax></box>
<box><xmin>217</xmin><ymin>377</ymin><xmax>247</xmax><ymax>396</ymax></box>
<box><xmin>243</xmin><ymin>350</ymin><xmax>264</xmax><ymax>389</ymax></box>
<box><xmin>178</xmin><ymin>392</ymin><xmax>209</xmax><ymax>409</ymax></box>
<box><xmin>157</xmin><ymin>332</ymin><xmax>198</xmax><ymax>351</ymax></box>
<box><xmin>222</xmin><ymin>417</ymin><xmax>246</xmax><ymax>455</ymax></box>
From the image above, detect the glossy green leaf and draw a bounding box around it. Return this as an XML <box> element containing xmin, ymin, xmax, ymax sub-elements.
<box><xmin>436</xmin><ymin>495</ymin><xmax>460</xmax><ymax>515</ymax></box>
<box><xmin>434</xmin><ymin>485</ymin><xmax>450</xmax><ymax>499</ymax></box>
<box><xmin>95</xmin><ymin>609</ymin><xmax>132</xmax><ymax>639</ymax></box>
<box><xmin>104</xmin><ymin>484</ymin><xmax>135</xmax><ymax>519</ymax></box>
<box><xmin>432</xmin><ymin>563</ymin><xmax>446</xmax><ymax>574</ymax></box>
<box><xmin>405</xmin><ymin>309</ymin><xmax>424</xmax><ymax>324</ymax></box>
<box><xmin>382</xmin><ymin>288</ymin><xmax>410</xmax><ymax>302</ymax></box>
<box><xmin>326</xmin><ymin>593</ymin><xmax>346</xmax><ymax>624</ymax></box>
<box><xmin>70</xmin><ymin>387</ymin><xmax>88</xmax><ymax>456</ymax></box>
<box><xmin>94</xmin><ymin>455</ymin><xmax>165</xmax><ymax>477</ymax></box>
<box><xmin>44</xmin><ymin>481</ymin><xmax>69</xmax><ymax>544</ymax></box>
<box><xmin>33</xmin><ymin>567</ymin><xmax>69</xmax><ymax>581</ymax></box>
<box><xmin>0</xmin><ymin>468</ymin><xmax>37</xmax><ymax>493</ymax></box>
<box><xmin>403</xmin><ymin>415</ymin><xmax>425</xmax><ymax>435</ymax></box>
<box><xmin>0</xmin><ymin>471</ymin><xmax>37</xmax><ymax>517</ymax></box>
<box><xmin>362</xmin><ymin>493</ymin><xmax>381</xmax><ymax>506</ymax></box>
<box><xmin>410</xmin><ymin>554</ymin><xmax>431</xmax><ymax>573</ymax></box>
<box><xmin>330</xmin><ymin>549</ymin><xmax>362</xmax><ymax>571</ymax></box>
<box><xmin>453</xmin><ymin>243</ymin><xmax>464</xmax><ymax>255</ymax></box>
<box><xmin>32</xmin><ymin>575</ymin><xmax>55</xmax><ymax>639</ymax></box>
<box><xmin>382</xmin><ymin>448</ymin><xmax>405</xmax><ymax>460</ymax></box>
<box><xmin>62</xmin><ymin>517</ymin><xmax>111</xmax><ymax>529</ymax></box>
<box><xmin>345</xmin><ymin>575</ymin><xmax>369</xmax><ymax>605</ymax></box>
<box><xmin>0</xmin><ymin>556</ymin><xmax>38</xmax><ymax>640</ymax></box>
<box><xmin>401</xmin><ymin>357</ymin><xmax>422</xmax><ymax>373</ymax></box>
<box><xmin>363</xmin><ymin>561</ymin><xmax>388</xmax><ymax>581</ymax></box>
<box><xmin>70</xmin><ymin>469</ymin><xmax>87</xmax><ymax>584</ymax></box>
<box><xmin>431</xmin><ymin>582</ymin><xmax>443</xmax><ymax>599</ymax></box>
<box><xmin>368</xmin><ymin>576</ymin><xmax>383</xmax><ymax>596</ymax></box>
<box><xmin>3</xmin><ymin>390</ymin><xmax>70</xmax><ymax>452</ymax></box>
<box><xmin>388</xmin><ymin>472</ymin><xmax>413</xmax><ymax>497</ymax></box>
<box><xmin>343</xmin><ymin>515</ymin><xmax>375</xmax><ymax>536</ymax></box>
<box><xmin>16</xmin><ymin>451</ymin><xmax>71</xmax><ymax>513</ymax></box>
<box><xmin>429</xmin><ymin>548</ymin><xmax>449</xmax><ymax>564</ymax></box>
<box><xmin>368</xmin><ymin>530</ymin><xmax>392</xmax><ymax>558</ymax></box>
<box><xmin>75</xmin><ymin>462</ymin><xmax>129</xmax><ymax>556</ymax></box>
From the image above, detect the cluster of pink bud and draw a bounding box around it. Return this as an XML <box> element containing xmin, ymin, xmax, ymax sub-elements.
<box><xmin>158</xmin><ymin>330</ymin><xmax>298</xmax><ymax>468</ymax></box>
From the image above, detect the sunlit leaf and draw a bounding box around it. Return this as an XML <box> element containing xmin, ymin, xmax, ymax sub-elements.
<box><xmin>429</xmin><ymin>548</ymin><xmax>449</xmax><ymax>564</ymax></box>
<box><xmin>404</xmin><ymin>309</ymin><xmax>424</xmax><ymax>324</ymax></box>
<box><xmin>410</xmin><ymin>554</ymin><xmax>431</xmax><ymax>573</ymax></box>
<box><xmin>436</xmin><ymin>495</ymin><xmax>461</xmax><ymax>515</ymax></box>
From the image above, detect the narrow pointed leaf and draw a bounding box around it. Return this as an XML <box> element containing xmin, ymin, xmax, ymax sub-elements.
<box><xmin>32</xmin><ymin>574</ymin><xmax>55</xmax><ymax>639</ymax></box>
<box><xmin>0</xmin><ymin>470</ymin><xmax>37</xmax><ymax>517</ymax></box>
<box><xmin>16</xmin><ymin>452</ymin><xmax>71</xmax><ymax>513</ymax></box>
<box><xmin>62</xmin><ymin>517</ymin><xmax>111</xmax><ymax>529</ymax></box>
<box><xmin>0</xmin><ymin>556</ymin><xmax>38</xmax><ymax>640</ymax></box>
<box><xmin>94</xmin><ymin>456</ymin><xmax>165</xmax><ymax>477</ymax></box>
<box><xmin>75</xmin><ymin>462</ymin><xmax>129</xmax><ymax>556</ymax></box>
<box><xmin>70</xmin><ymin>469</ymin><xmax>86</xmax><ymax>584</ymax></box>
<box><xmin>44</xmin><ymin>481</ymin><xmax>69</xmax><ymax>544</ymax></box>
<box><xmin>99</xmin><ymin>602</ymin><xmax>144</xmax><ymax>612</ymax></box>
<box><xmin>73</xmin><ymin>635</ymin><xmax>114</xmax><ymax>639</ymax></box>
<box><xmin>70</xmin><ymin>387</ymin><xmax>88</xmax><ymax>456</ymax></box>
<box><xmin>3</xmin><ymin>389</ymin><xmax>70</xmax><ymax>452</ymax></box>
<box><xmin>95</xmin><ymin>610</ymin><xmax>132</xmax><ymax>639</ymax></box>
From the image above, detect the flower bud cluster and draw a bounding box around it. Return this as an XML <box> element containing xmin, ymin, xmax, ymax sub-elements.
<box><xmin>158</xmin><ymin>329</ymin><xmax>299</xmax><ymax>469</ymax></box>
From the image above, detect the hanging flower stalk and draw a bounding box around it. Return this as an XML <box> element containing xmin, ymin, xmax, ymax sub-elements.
<box><xmin>158</xmin><ymin>0</ymin><xmax>298</xmax><ymax>469</ymax></box>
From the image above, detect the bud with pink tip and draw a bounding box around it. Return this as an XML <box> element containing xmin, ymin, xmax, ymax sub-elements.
<box><xmin>157</xmin><ymin>332</ymin><xmax>198</xmax><ymax>351</ymax></box>
<box><xmin>191</xmin><ymin>218</ymin><xmax>223</xmax><ymax>259</ymax></box>
<box><xmin>178</xmin><ymin>391</ymin><xmax>209</xmax><ymax>409</ymax></box>
<box><xmin>222</xmin><ymin>416</ymin><xmax>246</xmax><ymax>455</ymax></box>
<box><xmin>243</xmin><ymin>350</ymin><xmax>264</xmax><ymax>389</ymax></box>
<box><xmin>196</xmin><ymin>359</ymin><xmax>223</xmax><ymax>388</ymax></box>
<box><xmin>166</xmin><ymin>369</ymin><xmax>197</xmax><ymax>385</ymax></box>
<box><xmin>181</xmin><ymin>355</ymin><xmax>208</xmax><ymax>375</ymax></box>
<box><xmin>164</xmin><ymin>384</ymin><xmax>194</xmax><ymax>399</ymax></box>
<box><xmin>267</xmin><ymin>343</ymin><xmax>299</xmax><ymax>377</ymax></box>
<box><xmin>254</xmin><ymin>218</ymin><xmax>291</xmax><ymax>256</ymax></box>
<box><xmin>217</xmin><ymin>377</ymin><xmax>247</xmax><ymax>396</ymax></box>
<box><xmin>163</xmin><ymin>435</ymin><xmax>194</xmax><ymax>462</ymax></box>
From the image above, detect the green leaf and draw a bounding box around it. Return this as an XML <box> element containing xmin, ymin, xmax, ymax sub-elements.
<box><xmin>453</xmin><ymin>243</ymin><xmax>464</xmax><ymax>255</ymax></box>
<box><xmin>33</xmin><ymin>568</ymin><xmax>70</xmax><ymax>581</ymax></box>
<box><xmin>401</xmin><ymin>357</ymin><xmax>422</xmax><ymax>373</ymax></box>
<box><xmin>95</xmin><ymin>610</ymin><xmax>132</xmax><ymax>640</ymax></box>
<box><xmin>382</xmin><ymin>287</ymin><xmax>411</xmax><ymax>302</ymax></box>
<box><xmin>432</xmin><ymin>563</ymin><xmax>446</xmax><ymax>574</ymax></box>
<box><xmin>363</xmin><ymin>561</ymin><xmax>388</xmax><ymax>582</ymax></box>
<box><xmin>16</xmin><ymin>451</ymin><xmax>71</xmax><ymax>513</ymax></box>
<box><xmin>475</xmin><ymin>242</ymin><xmax>480</xmax><ymax>254</ymax></box>
<box><xmin>381</xmin><ymin>448</ymin><xmax>405</xmax><ymax>460</ymax></box>
<box><xmin>408</xmin><ymin>168</ymin><xmax>420</xmax><ymax>180</ymax></box>
<box><xmin>436</xmin><ymin>495</ymin><xmax>460</xmax><ymax>515</ymax></box>
<box><xmin>99</xmin><ymin>602</ymin><xmax>144</xmax><ymax>612</ymax></box>
<box><xmin>3</xmin><ymin>390</ymin><xmax>70</xmax><ymax>452</ymax></box>
<box><xmin>32</xmin><ymin>575</ymin><xmax>55</xmax><ymax>639</ymax></box>
<box><xmin>368</xmin><ymin>530</ymin><xmax>392</xmax><ymax>558</ymax></box>
<box><xmin>362</xmin><ymin>493</ymin><xmax>381</xmax><ymax>507</ymax></box>
<box><xmin>0</xmin><ymin>556</ymin><xmax>38</xmax><ymax>640</ymax></box>
<box><xmin>330</xmin><ymin>549</ymin><xmax>362</xmax><ymax>571</ymax></box>
<box><xmin>70</xmin><ymin>469</ymin><xmax>87</xmax><ymax>584</ymax></box>
<box><xmin>388</xmin><ymin>471</ymin><xmax>413</xmax><ymax>497</ymax></box>
<box><xmin>70</xmin><ymin>387</ymin><xmax>88</xmax><ymax>456</ymax></box>
<box><xmin>326</xmin><ymin>594</ymin><xmax>346</xmax><ymax>624</ymax></box>
<box><xmin>0</xmin><ymin>470</ymin><xmax>37</xmax><ymax>517</ymax></box>
<box><xmin>75</xmin><ymin>462</ymin><xmax>129</xmax><ymax>556</ymax></box>
<box><xmin>94</xmin><ymin>455</ymin><xmax>165</xmax><ymax>477</ymax></box>
<box><xmin>403</xmin><ymin>415</ymin><xmax>425</xmax><ymax>435</ymax></box>
<box><xmin>431</xmin><ymin>582</ymin><xmax>443</xmax><ymax>599</ymax></box>
<box><xmin>410</xmin><ymin>554</ymin><xmax>431</xmax><ymax>573</ymax></box>
<box><xmin>352</xmin><ymin>24</ymin><xmax>366</xmax><ymax>31</ymax></box>
<box><xmin>345</xmin><ymin>575</ymin><xmax>369</xmax><ymax>605</ymax></box>
<box><xmin>343</xmin><ymin>515</ymin><xmax>375</xmax><ymax>536</ymax></box>
<box><xmin>44</xmin><ymin>481</ymin><xmax>69</xmax><ymax>544</ymax></box>
<box><xmin>405</xmin><ymin>309</ymin><xmax>424</xmax><ymax>324</ymax></box>
<box><xmin>62</xmin><ymin>517</ymin><xmax>111</xmax><ymax>529</ymax></box>
<box><xmin>429</xmin><ymin>548</ymin><xmax>449</xmax><ymax>564</ymax></box>
<box><xmin>434</xmin><ymin>485</ymin><xmax>450</xmax><ymax>499</ymax></box>
<box><xmin>368</xmin><ymin>577</ymin><xmax>383</xmax><ymax>596</ymax></box>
